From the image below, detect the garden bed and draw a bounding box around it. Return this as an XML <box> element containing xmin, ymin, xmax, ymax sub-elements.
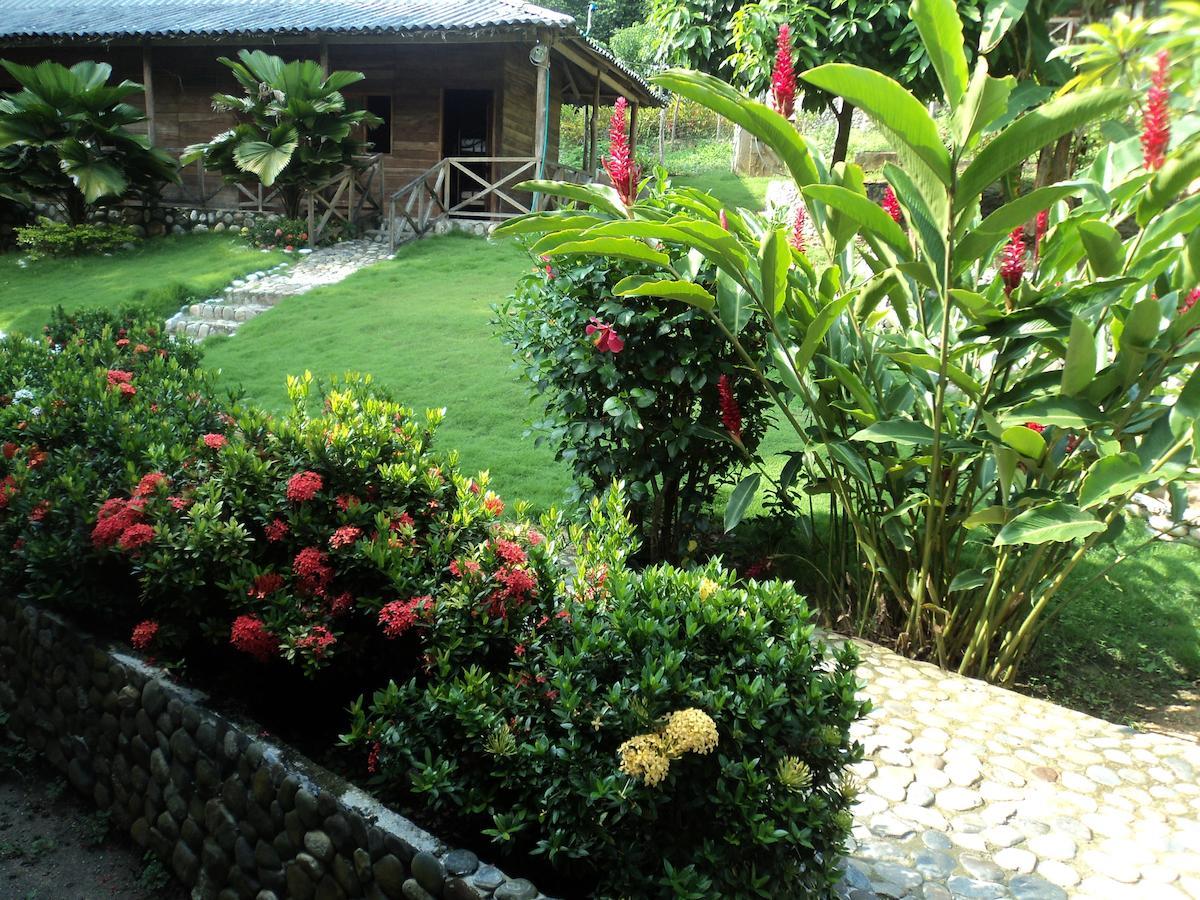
<box><xmin>0</xmin><ymin>596</ymin><xmax>548</xmax><ymax>900</ymax></box>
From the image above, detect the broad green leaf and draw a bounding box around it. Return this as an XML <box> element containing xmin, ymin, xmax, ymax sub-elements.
<box><xmin>724</xmin><ymin>473</ymin><xmax>760</xmax><ymax>532</ymax></box>
<box><xmin>1061</xmin><ymin>315</ymin><xmax>1097</xmax><ymax>397</ymax></box>
<box><xmin>803</xmin><ymin>185</ymin><xmax>909</xmax><ymax>252</ymax></box>
<box><xmin>232</xmin><ymin>132</ymin><xmax>298</xmax><ymax>186</ymax></box>
<box><xmin>652</xmin><ymin>69</ymin><xmax>821</xmax><ymax>189</ymax></box>
<box><xmin>61</xmin><ymin>158</ymin><xmax>127</xmax><ymax>203</ymax></box>
<box><xmin>1119</xmin><ymin>296</ymin><xmax>1161</xmax><ymax>351</ymax></box>
<box><xmin>995</xmin><ymin>445</ymin><xmax>1017</xmax><ymax>499</ymax></box>
<box><xmin>851</xmin><ymin>419</ymin><xmax>937</xmax><ymax>447</ymax></box>
<box><xmin>949</xmin><ymin>569</ymin><xmax>991</xmax><ymax>591</ymax></box>
<box><xmin>796</xmin><ymin>294</ymin><xmax>854</xmax><ymax>378</ymax></box>
<box><xmin>999</xmin><ymin>397</ymin><xmax>1103</xmax><ymax>429</ymax></box>
<box><xmin>957</xmin><ymin>89</ymin><xmax>1133</xmax><ymax>207</ymax></box>
<box><xmin>511</xmin><ymin>179</ymin><xmax>626</xmax><ymax>219</ymax></box>
<box><xmin>545</xmin><ymin>238</ymin><xmax>669</xmax><ymax>268</ymax></box>
<box><xmin>1076</xmin><ymin>220</ymin><xmax>1124</xmax><ymax>277</ymax></box>
<box><xmin>1137</xmin><ymin>140</ymin><xmax>1200</xmax><ymax>226</ymax></box>
<box><xmin>770</xmin><ymin>337</ymin><xmax>806</xmax><ymax>397</ymax></box>
<box><xmin>911</xmin><ymin>0</ymin><xmax>969</xmax><ymax>109</ymax></box>
<box><xmin>760</xmin><ymin>228</ymin><xmax>790</xmax><ymax>315</ymax></box>
<box><xmin>1078</xmin><ymin>452</ymin><xmax>1154</xmax><ymax>508</ymax></box>
<box><xmin>963</xmin><ymin>506</ymin><xmax>1007</xmax><ymax>528</ymax></box>
<box><xmin>884</xmin><ymin>164</ymin><xmax>946</xmax><ymax>285</ymax></box>
<box><xmin>887</xmin><ymin>351</ymin><xmax>982</xmax><ymax>396</ymax></box>
<box><xmin>980</xmin><ymin>0</ymin><xmax>1029</xmax><ymax>51</ymax></box>
<box><xmin>1170</xmin><ymin>364</ymin><xmax>1200</xmax><ymax>439</ymax></box>
<box><xmin>1001</xmin><ymin>424</ymin><xmax>1046</xmax><ymax>459</ymax></box>
<box><xmin>614</xmin><ymin>275</ymin><xmax>714</xmax><ymax>312</ymax></box>
<box><xmin>994</xmin><ymin>501</ymin><xmax>1106</xmax><ymax>546</ymax></box>
<box><xmin>828</xmin><ymin>441</ymin><xmax>871</xmax><ymax>483</ymax></box>
<box><xmin>969</xmin><ymin>183</ymin><xmax>1088</xmax><ymax>234</ymax></box>
<box><xmin>491</xmin><ymin>212</ymin><xmax>605</xmax><ymax>235</ymax></box>
<box><xmin>952</xmin><ymin>58</ymin><xmax>1015</xmax><ymax>148</ymax></box>
<box><xmin>801</xmin><ymin>64</ymin><xmax>952</xmax><ymax>185</ymax></box>
<box><xmin>715</xmin><ymin>271</ymin><xmax>752</xmax><ymax>335</ymax></box>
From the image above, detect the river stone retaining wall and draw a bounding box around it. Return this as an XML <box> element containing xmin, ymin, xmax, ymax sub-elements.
<box><xmin>30</xmin><ymin>200</ymin><xmax>269</xmax><ymax>238</ymax></box>
<box><xmin>0</xmin><ymin>598</ymin><xmax>551</xmax><ymax>900</ymax></box>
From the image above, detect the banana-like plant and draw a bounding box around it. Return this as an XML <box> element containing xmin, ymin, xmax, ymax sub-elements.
<box><xmin>183</xmin><ymin>51</ymin><xmax>381</xmax><ymax>220</ymax></box>
<box><xmin>0</xmin><ymin>60</ymin><xmax>178</xmax><ymax>225</ymax></box>
<box><xmin>497</xmin><ymin>0</ymin><xmax>1200</xmax><ymax>683</ymax></box>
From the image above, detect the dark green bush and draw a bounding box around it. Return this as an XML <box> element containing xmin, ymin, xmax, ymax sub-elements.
<box><xmin>15</xmin><ymin>219</ymin><xmax>138</xmax><ymax>260</ymax></box>
<box><xmin>241</xmin><ymin>216</ymin><xmax>310</xmax><ymax>250</ymax></box>
<box><xmin>344</xmin><ymin>488</ymin><xmax>866</xmax><ymax>898</ymax></box>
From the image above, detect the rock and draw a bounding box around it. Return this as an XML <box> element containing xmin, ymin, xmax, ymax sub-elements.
<box><xmin>935</xmin><ymin>787</ymin><xmax>982</xmax><ymax>811</ymax></box>
<box><xmin>442</xmin><ymin>849</ymin><xmax>478</xmax><ymax>877</ymax></box>
<box><xmin>287</xmin><ymin>861</ymin><xmax>318</xmax><ymax>900</ymax></box>
<box><xmin>944</xmin><ymin>875</ymin><xmax>1006</xmax><ymax>899</ymax></box>
<box><xmin>411</xmin><ymin>851</ymin><xmax>445</xmax><ymax>894</ymax></box>
<box><xmin>401</xmin><ymin>879</ymin><xmax>436</xmax><ymax>900</ymax></box>
<box><xmin>333</xmin><ymin>854</ymin><xmax>361</xmax><ymax>894</ymax></box>
<box><xmin>172</xmin><ymin>839</ymin><xmax>200</xmax><ymax>883</ymax></box>
<box><xmin>443</xmin><ymin>877</ymin><xmax>484</xmax><ymax>900</ymax></box>
<box><xmin>1008</xmin><ymin>874</ymin><xmax>1068</xmax><ymax>900</ymax></box>
<box><xmin>493</xmin><ymin>879</ymin><xmax>538</xmax><ymax>900</ymax></box>
<box><xmin>304</xmin><ymin>830</ymin><xmax>335</xmax><ymax>864</ymax></box>
<box><xmin>295</xmin><ymin>788</ymin><xmax>320</xmax><ymax>828</ymax></box>
<box><xmin>1028</xmin><ymin>833</ymin><xmax>1077</xmax><ymax>861</ymax></box>
<box><xmin>373</xmin><ymin>854</ymin><xmax>406</xmax><ymax>897</ymax></box>
<box><xmin>316</xmin><ymin>874</ymin><xmax>348</xmax><ymax>900</ymax></box>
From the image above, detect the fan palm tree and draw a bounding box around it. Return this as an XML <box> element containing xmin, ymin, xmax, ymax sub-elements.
<box><xmin>183</xmin><ymin>50</ymin><xmax>381</xmax><ymax>219</ymax></box>
<box><xmin>0</xmin><ymin>60</ymin><xmax>178</xmax><ymax>225</ymax></box>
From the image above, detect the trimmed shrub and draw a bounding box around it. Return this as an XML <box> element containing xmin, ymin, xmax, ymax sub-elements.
<box><xmin>344</xmin><ymin>487</ymin><xmax>866</xmax><ymax>897</ymax></box>
<box><xmin>241</xmin><ymin>216</ymin><xmax>309</xmax><ymax>251</ymax></box>
<box><xmin>15</xmin><ymin>220</ymin><xmax>138</xmax><ymax>260</ymax></box>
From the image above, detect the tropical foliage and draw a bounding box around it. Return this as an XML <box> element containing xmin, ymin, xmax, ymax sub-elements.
<box><xmin>0</xmin><ymin>60</ymin><xmax>177</xmax><ymax>225</ymax></box>
<box><xmin>182</xmin><ymin>51</ymin><xmax>380</xmax><ymax>220</ymax></box>
<box><xmin>500</xmin><ymin>0</ymin><xmax>1200</xmax><ymax>683</ymax></box>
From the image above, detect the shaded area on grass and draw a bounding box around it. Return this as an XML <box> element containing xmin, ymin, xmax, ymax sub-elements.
<box><xmin>204</xmin><ymin>233</ymin><xmax>572</xmax><ymax>511</ymax></box>
<box><xmin>0</xmin><ymin>235</ymin><xmax>285</xmax><ymax>336</ymax></box>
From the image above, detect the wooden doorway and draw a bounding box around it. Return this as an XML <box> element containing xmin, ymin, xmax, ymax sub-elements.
<box><xmin>442</xmin><ymin>89</ymin><xmax>493</xmax><ymax>215</ymax></box>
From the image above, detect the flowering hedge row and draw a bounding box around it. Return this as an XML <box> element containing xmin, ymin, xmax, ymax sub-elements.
<box><xmin>0</xmin><ymin>308</ymin><xmax>865</xmax><ymax>896</ymax></box>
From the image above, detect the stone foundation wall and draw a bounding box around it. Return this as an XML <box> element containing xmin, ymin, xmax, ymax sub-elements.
<box><xmin>30</xmin><ymin>201</ymin><xmax>270</xmax><ymax>238</ymax></box>
<box><xmin>0</xmin><ymin>598</ymin><xmax>551</xmax><ymax>900</ymax></box>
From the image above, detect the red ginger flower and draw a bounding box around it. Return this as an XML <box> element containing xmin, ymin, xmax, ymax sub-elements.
<box><xmin>718</xmin><ymin>374</ymin><xmax>742</xmax><ymax>442</ymax></box>
<box><xmin>1142</xmin><ymin>50</ymin><xmax>1170</xmax><ymax>172</ymax></box>
<box><xmin>586</xmin><ymin>316</ymin><xmax>625</xmax><ymax>353</ymax></box>
<box><xmin>771</xmin><ymin>24</ymin><xmax>796</xmax><ymax>119</ymax></box>
<box><xmin>131</xmin><ymin>620</ymin><xmax>159</xmax><ymax>651</ymax></box>
<box><xmin>791</xmin><ymin>203</ymin><xmax>807</xmax><ymax>253</ymax></box>
<box><xmin>1000</xmin><ymin>227</ymin><xmax>1026</xmax><ymax>297</ymax></box>
<box><xmin>602</xmin><ymin>97</ymin><xmax>641</xmax><ymax>206</ymax></box>
<box><xmin>881</xmin><ymin>186</ymin><xmax>903</xmax><ymax>225</ymax></box>
<box><xmin>1034</xmin><ymin>209</ymin><xmax>1050</xmax><ymax>259</ymax></box>
<box><xmin>286</xmin><ymin>471</ymin><xmax>324</xmax><ymax>502</ymax></box>
<box><xmin>230</xmin><ymin>615</ymin><xmax>277</xmax><ymax>663</ymax></box>
<box><xmin>202</xmin><ymin>433</ymin><xmax>226</xmax><ymax>451</ymax></box>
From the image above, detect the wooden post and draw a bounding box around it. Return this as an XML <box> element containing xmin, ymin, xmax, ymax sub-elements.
<box><xmin>589</xmin><ymin>70</ymin><xmax>601</xmax><ymax>176</ymax></box>
<box><xmin>533</xmin><ymin>50</ymin><xmax>550</xmax><ymax>210</ymax></box>
<box><xmin>141</xmin><ymin>44</ymin><xmax>156</xmax><ymax>146</ymax></box>
<box><xmin>319</xmin><ymin>38</ymin><xmax>329</xmax><ymax>76</ymax></box>
<box><xmin>307</xmin><ymin>194</ymin><xmax>316</xmax><ymax>247</ymax></box>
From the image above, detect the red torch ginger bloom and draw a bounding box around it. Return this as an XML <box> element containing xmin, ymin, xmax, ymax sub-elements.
<box><xmin>295</xmin><ymin>626</ymin><xmax>336</xmax><ymax>659</ymax></box>
<box><xmin>248</xmin><ymin>572</ymin><xmax>285</xmax><ymax>600</ymax></box>
<box><xmin>379</xmin><ymin>597</ymin><xmax>430</xmax><ymax>638</ymax></box>
<box><xmin>1024</xmin><ymin>422</ymin><xmax>1047</xmax><ymax>434</ymax></box>
<box><xmin>202</xmin><ymin>433</ymin><xmax>227</xmax><ymax>451</ymax></box>
<box><xmin>719</xmin><ymin>209</ymin><xmax>729</xmax><ymax>231</ymax></box>
<box><xmin>717</xmin><ymin>374</ymin><xmax>743</xmax><ymax>443</ymax></box>
<box><xmin>602</xmin><ymin>97</ymin><xmax>641</xmax><ymax>206</ymax></box>
<box><xmin>118</xmin><ymin>523</ymin><xmax>155</xmax><ymax>551</ymax></box>
<box><xmin>771</xmin><ymin>24</ymin><xmax>797</xmax><ymax>119</ymax></box>
<box><xmin>1000</xmin><ymin>227</ymin><xmax>1025</xmax><ymax>298</ymax></box>
<box><xmin>264</xmin><ymin>518</ymin><xmax>290</xmax><ymax>542</ymax></box>
<box><xmin>1034</xmin><ymin>209</ymin><xmax>1049</xmax><ymax>258</ymax></box>
<box><xmin>293</xmin><ymin>547</ymin><xmax>333</xmax><ymax>593</ymax></box>
<box><xmin>791</xmin><ymin>204</ymin><xmax>807</xmax><ymax>253</ymax></box>
<box><xmin>329</xmin><ymin>525</ymin><xmax>362</xmax><ymax>548</ymax></box>
<box><xmin>493</xmin><ymin>538</ymin><xmax>527</xmax><ymax>565</ymax></box>
<box><xmin>131</xmin><ymin>620</ymin><xmax>159</xmax><ymax>651</ymax></box>
<box><xmin>586</xmin><ymin>316</ymin><xmax>625</xmax><ymax>353</ymax></box>
<box><xmin>1142</xmin><ymin>50</ymin><xmax>1170</xmax><ymax>172</ymax></box>
<box><xmin>134</xmin><ymin>472</ymin><xmax>168</xmax><ymax>497</ymax></box>
<box><xmin>230</xmin><ymin>615</ymin><xmax>277</xmax><ymax>663</ymax></box>
<box><xmin>881</xmin><ymin>186</ymin><xmax>903</xmax><ymax>225</ymax></box>
<box><xmin>286</xmin><ymin>471</ymin><xmax>324</xmax><ymax>502</ymax></box>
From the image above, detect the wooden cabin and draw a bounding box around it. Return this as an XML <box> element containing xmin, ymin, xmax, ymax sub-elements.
<box><xmin>0</xmin><ymin>0</ymin><xmax>660</xmax><ymax>240</ymax></box>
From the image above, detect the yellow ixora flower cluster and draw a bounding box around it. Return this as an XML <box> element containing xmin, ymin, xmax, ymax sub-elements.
<box><xmin>618</xmin><ymin>708</ymin><xmax>719</xmax><ymax>787</ymax></box>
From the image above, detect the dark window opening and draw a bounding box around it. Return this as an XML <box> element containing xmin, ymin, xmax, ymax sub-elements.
<box><xmin>442</xmin><ymin>90</ymin><xmax>494</xmax><ymax>213</ymax></box>
<box><xmin>364</xmin><ymin>94</ymin><xmax>391</xmax><ymax>154</ymax></box>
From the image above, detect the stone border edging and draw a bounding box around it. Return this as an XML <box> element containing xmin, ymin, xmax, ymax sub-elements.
<box><xmin>0</xmin><ymin>597</ymin><xmax>553</xmax><ymax>900</ymax></box>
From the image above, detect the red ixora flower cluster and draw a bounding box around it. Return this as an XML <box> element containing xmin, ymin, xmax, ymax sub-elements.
<box><xmin>295</xmin><ymin>626</ymin><xmax>336</xmax><ymax>659</ymax></box>
<box><xmin>286</xmin><ymin>471</ymin><xmax>324</xmax><ymax>503</ymax></box>
<box><xmin>379</xmin><ymin>596</ymin><xmax>432</xmax><ymax>638</ymax></box>
<box><xmin>92</xmin><ymin>495</ymin><xmax>150</xmax><ymax>550</ymax></box>
<box><xmin>602</xmin><ymin>97</ymin><xmax>641</xmax><ymax>206</ymax></box>
<box><xmin>248</xmin><ymin>572</ymin><xmax>285</xmax><ymax>600</ymax></box>
<box><xmin>881</xmin><ymin>186</ymin><xmax>903</xmax><ymax>225</ymax></box>
<box><xmin>0</xmin><ymin>475</ymin><xmax>17</xmax><ymax>510</ymax></box>
<box><xmin>202</xmin><ymin>433</ymin><xmax>227</xmax><ymax>451</ymax></box>
<box><xmin>131</xmin><ymin>620</ymin><xmax>159</xmax><ymax>651</ymax></box>
<box><xmin>718</xmin><ymin>374</ymin><xmax>742</xmax><ymax>443</ymax></box>
<box><xmin>586</xmin><ymin>317</ymin><xmax>625</xmax><ymax>353</ymax></box>
<box><xmin>1142</xmin><ymin>50</ymin><xmax>1170</xmax><ymax>172</ymax></box>
<box><xmin>771</xmin><ymin>24</ymin><xmax>797</xmax><ymax>119</ymax></box>
<box><xmin>264</xmin><ymin>518</ymin><xmax>290</xmax><ymax>542</ymax></box>
<box><xmin>791</xmin><ymin>203</ymin><xmax>807</xmax><ymax>253</ymax></box>
<box><xmin>999</xmin><ymin>227</ymin><xmax>1026</xmax><ymax>298</ymax></box>
<box><xmin>329</xmin><ymin>525</ymin><xmax>362</xmax><ymax>549</ymax></box>
<box><xmin>135</xmin><ymin>472</ymin><xmax>168</xmax><ymax>497</ymax></box>
<box><xmin>230</xmin><ymin>615</ymin><xmax>277</xmax><ymax>663</ymax></box>
<box><xmin>106</xmin><ymin>369</ymin><xmax>136</xmax><ymax>397</ymax></box>
<box><xmin>293</xmin><ymin>547</ymin><xmax>333</xmax><ymax>595</ymax></box>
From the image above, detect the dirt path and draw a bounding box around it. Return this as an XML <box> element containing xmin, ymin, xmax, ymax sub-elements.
<box><xmin>0</xmin><ymin>754</ymin><xmax>184</xmax><ymax>900</ymax></box>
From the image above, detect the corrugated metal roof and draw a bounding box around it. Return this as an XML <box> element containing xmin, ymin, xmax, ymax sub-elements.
<box><xmin>0</xmin><ymin>0</ymin><xmax>576</xmax><ymax>41</ymax></box>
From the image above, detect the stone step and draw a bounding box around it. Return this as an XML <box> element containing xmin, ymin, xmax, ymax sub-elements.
<box><xmin>185</xmin><ymin>302</ymin><xmax>272</xmax><ymax>322</ymax></box>
<box><xmin>166</xmin><ymin>317</ymin><xmax>241</xmax><ymax>339</ymax></box>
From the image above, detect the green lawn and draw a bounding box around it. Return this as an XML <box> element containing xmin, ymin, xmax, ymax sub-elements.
<box><xmin>203</xmin><ymin>234</ymin><xmax>573</xmax><ymax>511</ymax></box>
<box><xmin>0</xmin><ymin>234</ymin><xmax>284</xmax><ymax>336</ymax></box>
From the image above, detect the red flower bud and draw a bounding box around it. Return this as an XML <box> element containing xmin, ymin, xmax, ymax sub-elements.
<box><xmin>771</xmin><ymin>25</ymin><xmax>796</xmax><ymax>119</ymax></box>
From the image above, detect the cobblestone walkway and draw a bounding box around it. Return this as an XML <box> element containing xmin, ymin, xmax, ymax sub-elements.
<box><xmin>166</xmin><ymin>240</ymin><xmax>392</xmax><ymax>339</ymax></box>
<box><xmin>835</xmin><ymin>639</ymin><xmax>1200</xmax><ymax>899</ymax></box>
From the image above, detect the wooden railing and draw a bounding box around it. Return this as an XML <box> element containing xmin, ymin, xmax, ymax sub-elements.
<box><xmin>387</xmin><ymin>157</ymin><xmax>597</xmax><ymax>250</ymax></box>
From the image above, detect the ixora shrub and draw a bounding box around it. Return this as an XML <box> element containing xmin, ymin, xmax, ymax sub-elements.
<box><xmin>0</xmin><ymin>59</ymin><xmax>177</xmax><ymax>225</ymax></box>
<box><xmin>183</xmin><ymin>51</ymin><xmax>381</xmax><ymax>221</ymax></box>
<box><xmin>501</xmin><ymin>0</ymin><xmax>1200</xmax><ymax>684</ymax></box>
<box><xmin>496</xmin><ymin>193</ymin><xmax>773</xmax><ymax>562</ymax></box>
<box><xmin>15</xmin><ymin>219</ymin><xmax>138</xmax><ymax>259</ymax></box>
<box><xmin>343</xmin><ymin>487</ymin><xmax>866</xmax><ymax>898</ymax></box>
<box><xmin>241</xmin><ymin>215</ymin><xmax>309</xmax><ymax>251</ymax></box>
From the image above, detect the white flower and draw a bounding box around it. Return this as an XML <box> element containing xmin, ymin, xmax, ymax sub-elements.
<box><xmin>29</xmin><ymin>406</ymin><xmax>42</xmax><ymax>417</ymax></box>
<box><xmin>13</xmin><ymin>389</ymin><xmax>34</xmax><ymax>402</ymax></box>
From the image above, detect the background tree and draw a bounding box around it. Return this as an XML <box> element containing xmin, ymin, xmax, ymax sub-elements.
<box><xmin>182</xmin><ymin>51</ymin><xmax>380</xmax><ymax>220</ymax></box>
<box><xmin>0</xmin><ymin>60</ymin><xmax>177</xmax><ymax>225</ymax></box>
<box><xmin>544</xmin><ymin>0</ymin><xmax>645</xmax><ymax>42</ymax></box>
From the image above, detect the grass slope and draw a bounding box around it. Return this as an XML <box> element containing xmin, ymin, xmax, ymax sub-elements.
<box><xmin>0</xmin><ymin>235</ymin><xmax>283</xmax><ymax>336</ymax></box>
<box><xmin>204</xmin><ymin>234</ymin><xmax>572</xmax><ymax>510</ymax></box>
